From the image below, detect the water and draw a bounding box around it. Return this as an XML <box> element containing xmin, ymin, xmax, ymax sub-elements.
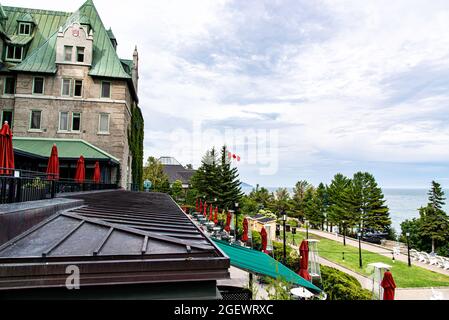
<box><xmin>241</xmin><ymin>186</ymin><xmax>449</xmax><ymax>233</ymax></box>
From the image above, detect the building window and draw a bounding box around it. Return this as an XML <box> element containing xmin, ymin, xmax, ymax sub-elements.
<box><xmin>64</xmin><ymin>46</ymin><xmax>73</xmax><ymax>62</ymax></box>
<box><xmin>4</xmin><ymin>77</ymin><xmax>15</xmax><ymax>95</ymax></box>
<box><xmin>33</xmin><ymin>77</ymin><xmax>45</xmax><ymax>95</ymax></box>
<box><xmin>2</xmin><ymin>110</ymin><xmax>13</xmax><ymax>127</ymax></box>
<box><xmin>18</xmin><ymin>22</ymin><xmax>32</xmax><ymax>35</ymax></box>
<box><xmin>6</xmin><ymin>45</ymin><xmax>23</xmax><ymax>61</ymax></box>
<box><xmin>62</xmin><ymin>79</ymin><xmax>71</xmax><ymax>96</ymax></box>
<box><xmin>59</xmin><ymin>112</ymin><xmax>69</xmax><ymax>131</ymax></box>
<box><xmin>30</xmin><ymin>110</ymin><xmax>42</xmax><ymax>130</ymax></box>
<box><xmin>77</xmin><ymin>47</ymin><xmax>85</xmax><ymax>63</ymax></box>
<box><xmin>101</xmin><ymin>81</ymin><xmax>111</xmax><ymax>98</ymax></box>
<box><xmin>72</xmin><ymin>113</ymin><xmax>81</xmax><ymax>132</ymax></box>
<box><xmin>99</xmin><ymin>113</ymin><xmax>110</xmax><ymax>133</ymax></box>
<box><xmin>74</xmin><ymin>80</ymin><xmax>83</xmax><ymax>97</ymax></box>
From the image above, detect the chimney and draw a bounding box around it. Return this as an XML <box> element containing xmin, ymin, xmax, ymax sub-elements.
<box><xmin>132</xmin><ymin>45</ymin><xmax>139</xmax><ymax>93</ymax></box>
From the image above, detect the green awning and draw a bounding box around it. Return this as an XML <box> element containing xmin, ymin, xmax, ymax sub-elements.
<box><xmin>13</xmin><ymin>137</ymin><xmax>120</xmax><ymax>163</ymax></box>
<box><xmin>213</xmin><ymin>239</ymin><xmax>321</xmax><ymax>293</ymax></box>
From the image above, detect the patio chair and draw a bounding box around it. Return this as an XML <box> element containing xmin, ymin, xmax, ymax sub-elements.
<box><xmin>410</xmin><ymin>249</ymin><xmax>420</xmax><ymax>261</ymax></box>
<box><xmin>418</xmin><ymin>252</ymin><xmax>429</xmax><ymax>263</ymax></box>
<box><xmin>427</xmin><ymin>253</ymin><xmax>439</xmax><ymax>266</ymax></box>
<box><xmin>436</xmin><ymin>257</ymin><xmax>447</xmax><ymax>269</ymax></box>
<box><xmin>443</xmin><ymin>257</ymin><xmax>449</xmax><ymax>270</ymax></box>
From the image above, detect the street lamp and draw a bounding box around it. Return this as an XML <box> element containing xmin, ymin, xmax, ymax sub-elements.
<box><xmin>342</xmin><ymin>220</ymin><xmax>346</xmax><ymax>246</ymax></box>
<box><xmin>234</xmin><ymin>202</ymin><xmax>239</xmax><ymax>239</ymax></box>
<box><xmin>305</xmin><ymin>219</ymin><xmax>309</xmax><ymax>239</ymax></box>
<box><xmin>282</xmin><ymin>213</ymin><xmax>287</xmax><ymax>264</ymax></box>
<box><xmin>358</xmin><ymin>232</ymin><xmax>363</xmax><ymax>268</ymax></box>
<box><xmin>406</xmin><ymin>232</ymin><xmax>411</xmax><ymax>267</ymax></box>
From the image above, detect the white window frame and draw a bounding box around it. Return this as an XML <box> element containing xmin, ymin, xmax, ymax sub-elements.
<box><xmin>76</xmin><ymin>46</ymin><xmax>85</xmax><ymax>63</ymax></box>
<box><xmin>18</xmin><ymin>22</ymin><xmax>32</xmax><ymax>35</ymax></box>
<box><xmin>29</xmin><ymin>110</ymin><xmax>42</xmax><ymax>131</ymax></box>
<box><xmin>5</xmin><ymin>45</ymin><xmax>23</xmax><ymax>62</ymax></box>
<box><xmin>101</xmin><ymin>81</ymin><xmax>111</xmax><ymax>99</ymax></box>
<box><xmin>64</xmin><ymin>45</ymin><xmax>73</xmax><ymax>62</ymax></box>
<box><xmin>58</xmin><ymin>111</ymin><xmax>69</xmax><ymax>132</ymax></box>
<box><xmin>72</xmin><ymin>112</ymin><xmax>81</xmax><ymax>132</ymax></box>
<box><xmin>98</xmin><ymin>113</ymin><xmax>110</xmax><ymax>134</ymax></box>
<box><xmin>61</xmin><ymin>79</ymin><xmax>72</xmax><ymax>97</ymax></box>
<box><xmin>32</xmin><ymin>77</ymin><xmax>45</xmax><ymax>95</ymax></box>
<box><xmin>73</xmin><ymin>80</ymin><xmax>83</xmax><ymax>97</ymax></box>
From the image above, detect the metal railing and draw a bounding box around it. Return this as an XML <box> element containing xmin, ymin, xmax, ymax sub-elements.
<box><xmin>0</xmin><ymin>168</ymin><xmax>118</xmax><ymax>205</ymax></box>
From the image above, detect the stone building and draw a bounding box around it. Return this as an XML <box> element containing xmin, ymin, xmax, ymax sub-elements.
<box><xmin>0</xmin><ymin>0</ymin><xmax>143</xmax><ymax>188</ymax></box>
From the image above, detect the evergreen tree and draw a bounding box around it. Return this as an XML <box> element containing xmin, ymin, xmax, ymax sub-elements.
<box><xmin>291</xmin><ymin>180</ymin><xmax>310</xmax><ymax>219</ymax></box>
<box><xmin>419</xmin><ymin>182</ymin><xmax>449</xmax><ymax>253</ymax></box>
<box><xmin>190</xmin><ymin>148</ymin><xmax>220</xmax><ymax>201</ymax></box>
<box><xmin>347</xmin><ymin>172</ymin><xmax>391</xmax><ymax>234</ymax></box>
<box><xmin>217</xmin><ymin>146</ymin><xmax>244</xmax><ymax>209</ymax></box>
<box><xmin>327</xmin><ymin>174</ymin><xmax>351</xmax><ymax>230</ymax></box>
<box><xmin>269</xmin><ymin>188</ymin><xmax>291</xmax><ymax>216</ymax></box>
<box><xmin>428</xmin><ymin>181</ymin><xmax>446</xmax><ymax>210</ymax></box>
<box><xmin>315</xmin><ymin>183</ymin><xmax>329</xmax><ymax>229</ymax></box>
<box><xmin>304</xmin><ymin>186</ymin><xmax>326</xmax><ymax>228</ymax></box>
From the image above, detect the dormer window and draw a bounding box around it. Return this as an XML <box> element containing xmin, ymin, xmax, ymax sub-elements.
<box><xmin>77</xmin><ymin>47</ymin><xmax>85</xmax><ymax>63</ymax></box>
<box><xmin>64</xmin><ymin>46</ymin><xmax>73</xmax><ymax>62</ymax></box>
<box><xmin>6</xmin><ymin>45</ymin><xmax>23</xmax><ymax>62</ymax></box>
<box><xmin>18</xmin><ymin>22</ymin><xmax>32</xmax><ymax>35</ymax></box>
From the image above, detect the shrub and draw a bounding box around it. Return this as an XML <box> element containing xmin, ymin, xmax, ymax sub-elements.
<box><xmin>251</xmin><ymin>230</ymin><xmax>262</xmax><ymax>251</ymax></box>
<box><xmin>320</xmin><ymin>266</ymin><xmax>372</xmax><ymax>300</ymax></box>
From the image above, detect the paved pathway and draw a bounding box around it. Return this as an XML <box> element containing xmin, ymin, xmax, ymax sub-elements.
<box><xmin>302</xmin><ymin>228</ymin><xmax>449</xmax><ymax>276</ymax></box>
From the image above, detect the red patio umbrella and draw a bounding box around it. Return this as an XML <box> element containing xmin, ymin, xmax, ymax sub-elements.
<box><xmin>74</xmin><ymin>156</ymin><xmax>86</xmax><ymax>183</ymax></box>
<box><xmin>260</xmin><ymin>227</ymin><xmax>268</xmax><ymax>254</ymax></box>
<box><xmin>241</xmin><ymin>218</ymin><xmax>249</xmax><ymax>242</ymax></box>
<box><xmin>298</xmin><ymin>240</ymin><xmax>312</xmax><ymax>281</ymax></box>
<box><xmin>93</xmin><ymin>161</ymin><xmax>101</xmax><ymax>184</ymax></box>
<box><xmin>381</xmin><ymin>271</ymin><xmax>397</xmax><ymax>300</ymax></box>
<box><xmin>224</xmin><ymin>211</ymin><xmax>231</xmax><ymax>232</ymax></box>
<box><xmin>199</xmin><ymin>200</ymin><xmax>203</xmax><ymax>213</ymax></box>
<box><xmin>46</xmin><ymin>144</ymin><xmax>59</xmax><ymax>180</ymax></box>
<box><xmin>0</xmin><ymin>122</ymin><xmax>14</xmax><ymax>175</ymax></box>
<box><xmin>214</xmin><ymin>207</ymin><xmax>218</xmax><ymax>224</ymax></box>
<box><xmin>203</xmin><ymin>201</ymin><xmax>208</xmax><ymax>217</ymax></box>
<box><xmin>209</xmin><ymin>204</ymin><xmax>214</xmax><ymax>221</ymax></box>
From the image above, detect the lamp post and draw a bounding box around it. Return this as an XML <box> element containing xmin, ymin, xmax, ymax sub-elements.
<box><xmin>358</xmin><ymin>232</ymin><xmax>363</xmax><ymax>268</ymax></box>
<box><xmin>406</xmin><ymin>232</ymin><xmax>411</xmax><ymax>267</ymax></box>
<box><xmin>342</xmin><ymin>220</ymin><xmax>346</xmax><ymax>246</ymax></box>
<box><xmin>234</xmin><ymin>202</ymin><xmax>239</xmax><ymax>240</ymax></box>
<box><xmin>282</xmin><ymin>213</ymin><xmax>287</xmax><ymax>264</ymax></box>
<box><xmin>305</xmin><ymin>219</ymin><xmax>309</xmax><ymax>239</ymax></box>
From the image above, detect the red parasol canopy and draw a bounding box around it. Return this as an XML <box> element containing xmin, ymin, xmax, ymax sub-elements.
<box><xmin>46</xmin><ymin>144</ymin><xmax>59</xmax><ymax>180</ymax></box>
<box><xmin>93</xmin><ymin>161</ymin><xmax>101</xmax><ymax>184</ymax></box>
<box><xmin>74</xmin><ymin>156</ymin><xmax>86</xmax><ymax>183</ymax></box>
<box><xmin>203</xmin><ymin>201</ymin><xmax>208</xmax><ymax>217</ymax></box>
<box><xmin>298</xmin><ymin>240</ymin><xmax>312</xmax><ymax>281</ymax></box>
<box><xmin>0</xmin><ymin>122</ymin><xmax>15</xmax><ymax>175</ymax></box>
<box><xmin>381</xmin><ymin>271</ymin><xmax>396</xmax><ymax>300</ymax></box>
<box><xmin>214</xmin><ymin>207</ymin><xmax>219</xmax><ymax>224</ymax></box>
<box><xmin>241</xmin><ymin>218</ymin><xmax>249</xmax><ymax>242</ymax></box>
<box><xmin>260</xmin><ymin>227</ymin><xmax>268</xmax><ymax>253</ymax></box>
<box><xmin>224</xmin><ymin>211</ymin><xmax>231</xmax><ymax>233</ymax></box>
<box><xmin>209</xmin><ymin>204</ymin><xmax>214</xmax><ymax>221</ymax></box>
<box><xmin>199</xmin><ymin>200</ymin><xmax>203</xmax><ymax>213</ymax></box>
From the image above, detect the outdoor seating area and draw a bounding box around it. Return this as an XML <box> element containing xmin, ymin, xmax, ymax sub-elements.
<box><xmin>410</xmin><ymin>249</ymin><xmax>449</xmax><ymax>270</ymax></box>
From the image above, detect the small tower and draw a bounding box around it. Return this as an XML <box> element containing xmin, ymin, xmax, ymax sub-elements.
<box><xmin>132</xmin><ymin>45</ymin><xmax>139</xmax><ymax>93</ymax></box>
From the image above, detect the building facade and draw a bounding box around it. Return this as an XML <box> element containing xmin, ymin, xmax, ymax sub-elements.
<box><xmin>0</xmin><ymin>0</ymin><xmax>143</xmax><ymax>188</ymax></box>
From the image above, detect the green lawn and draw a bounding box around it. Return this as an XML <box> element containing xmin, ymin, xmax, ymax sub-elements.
<box><xmin>283</xmin><ymin>231</ymin><xmax>449</xmax><ymax>288</ymax></box>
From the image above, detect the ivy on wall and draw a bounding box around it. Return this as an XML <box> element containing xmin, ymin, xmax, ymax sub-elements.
<box><xmin>128</xmin><ymin>104</ymin><xmax>144</xmax><ymax>190</ymax></box>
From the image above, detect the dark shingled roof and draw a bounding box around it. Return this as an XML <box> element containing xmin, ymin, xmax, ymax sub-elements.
<box><xmin>0</xmin><ymin>191</ymin><xmax>230</xmax><ymax>291</ymax></box>
<box><xmin>162</xmin><ymin>165</ymin><xmax>196</xmax><ymax>185</ymax></box>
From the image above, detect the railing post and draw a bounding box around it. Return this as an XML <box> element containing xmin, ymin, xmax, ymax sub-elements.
<box><xmin>15</xmin><ymin>178</ymin><xmax>22</xmax><ymax>203</ymax></box>
<box><xmin>51</xmin><ymin>180</ymin><xmax>56</xmax><ymax>199</ymax></box>
<box><xmin>8</xmin><ymin>177</ymin><xmax>15</xmax><ymax>203</ymax></box>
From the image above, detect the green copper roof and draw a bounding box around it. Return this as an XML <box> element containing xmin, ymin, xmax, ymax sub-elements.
<box><xmin>5</xmin><ymin>1</ymin><xmax>131</xmax><ymax>79</ymax></box>
<box><xmin>17</xmin><ymin>12</ymin><xmax>35</xmax><ymax>24</ymax></box>
<box><xmin>9</xmin><ymin>34</ymin><xmax>33</xmax><ymax>46</ymax></box>
<box><xmin>107</xmin><ymin>28</ymin><xmax>116</xmax><ymax>40</ymax></box>
<box><xmin>120</xmin><ymin>59</ymin><xmax>133</xmax><ymax>76</ymax></box>
<box><xmin>13</xmin><ymin>137</ymin><xmax>120</xmax><ymax>163</ymax></box>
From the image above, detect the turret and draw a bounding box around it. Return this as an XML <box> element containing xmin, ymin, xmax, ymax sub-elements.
<box><xmin>132</xmin><ymin>45</ymin><xmax>139</xmax><ymax>93</ymax></box>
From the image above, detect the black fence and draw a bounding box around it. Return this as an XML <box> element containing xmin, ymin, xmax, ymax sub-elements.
<box><xmin>0</xmin><ymin>169</ymin><xmax>118</xmax><ymax>205</ymax></box>
<box><xmin>218</xmin><ymin>286</ymin><xmax>252</xmax><ymax>300</ymax></box>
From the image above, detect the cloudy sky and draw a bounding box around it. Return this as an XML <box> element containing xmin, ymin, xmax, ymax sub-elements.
<box><xmin>8</xmin><ymin>0</ymin><xmax>449</xmax><ymax>189</ymax></box>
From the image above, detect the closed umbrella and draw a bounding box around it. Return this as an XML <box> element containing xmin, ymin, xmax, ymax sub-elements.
<box><xmin>224</xmin><ymin>211</ymin><xmax>231</xmax><ymax>232</ymax></box>
<box><xmin>298</xmin><ymin>240</ymin><xmax>312</xmax><ymax>281</ymax></box>
<box><xmin>46</xmin><ymin>144</ymin><xmax>59</xmax><ymax>180</ymax></box>
<box><xmin>93</xmin><ymin>161</ymin><xmax>101</xmax><ymax>184</ymax></box>
<box><xmin>209</xmin><ymin>204</ymin><xmax>214</xmax><ymax>221</ymax></box>
<box><xmin>203</xmin><ymin>201</ymin><xmax>208</xmax><ymax>217</ymax></box>
<box><xmin>261</xmin><ymin>227</ymin><xmax>268</xmax><ymax>254</ymax></box>
<box><xmin>0</xmin><ymin>121</ymin><xmax>14</xmax><ymax>175</ymax></box>
<box><xmin>241</xmin><ymin>218</ymin><xmax>249</xmax><ymax>242</ymax></box>
<box><xmin>381</xmin><ymin>271</ymin><xmax>396</xmax><ymax>300</ymax></box>
<box><xmin>74</xmin><ymin>156</ymin><xmax>86</xmax><ymax>183</ymax></box>
<box><xmin>199</xmin><ymin>200</ymin><xmax>203</xmax><ymax>213</ymax></box>
<box><xmin>214</xmin><ymin>207</ymin><xmax>219</xmax><ymax>224</ymax></box>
